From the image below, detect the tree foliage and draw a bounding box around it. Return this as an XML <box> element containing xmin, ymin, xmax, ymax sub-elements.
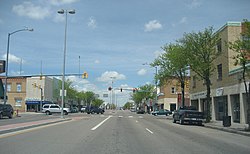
<box><xmin>180</xmin><ymin>27</ymin><xmax>220</xmax><ymax>122</ymax></box>
<box><xmin>151</xmin><ymin>43</ymin><xmax>189</xmax><ymax>107</ymax></box>
<box><xmin>229</xmin><ymin>19</ymin><xmax>250</xmax><ymax>126</ymax></box>
<box><xmin>131</xmin><ymin>84</ymin><xmax>156</xmax><ymax>107</ymax></box>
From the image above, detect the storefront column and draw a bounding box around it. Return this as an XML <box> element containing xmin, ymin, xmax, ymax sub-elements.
<box><xmin>198</xmin><ymin>99</ymin><xmax>202</xmax><ymax>112</ymax></box>
<box><xmin>227</xmin><ymin>95</ymin><xmax>233</xmax><ymax>123</ymax></box>
<box><xmin>240</xmin><ymin>93</ymin><xmax>247</xmax><ymax>124</ymax></box>
<box><xmin>211</xmin><ymin>97</ymin><xmax>216</xmax><ymax>121</ymax></box>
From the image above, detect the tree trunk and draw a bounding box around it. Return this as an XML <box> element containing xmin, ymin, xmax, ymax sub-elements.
<box><xmin>206</xmin><ymin>78</ymin><xmax>211</xmax><ymax>122</ymax></box>
<box><xmin>181</xmin><ymin>81</ymin><xmax>185</xmax><ymax>107</ymax></box>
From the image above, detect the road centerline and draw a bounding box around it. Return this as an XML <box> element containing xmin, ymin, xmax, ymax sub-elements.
<box><xmin>146</xmin><ymin>128</ymin><xmax>154</xmax><ymax>134</ymax></box>
<box><xmin>91</xmin><ymin>115</ymin><xmax>112</xmax><ymax>131</ymax></box>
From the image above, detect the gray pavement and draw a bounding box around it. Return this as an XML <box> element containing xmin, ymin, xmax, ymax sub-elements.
<box><xmin>1</xmin><ymin>111</ymin><xmax>250</xmax><ymax>138</ymax></box>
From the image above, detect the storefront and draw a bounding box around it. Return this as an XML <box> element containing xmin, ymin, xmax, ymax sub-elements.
<box><xmin>26</xmin><ymin>101</ymin><xmax>53</xmax><ymax>112</ymax></box>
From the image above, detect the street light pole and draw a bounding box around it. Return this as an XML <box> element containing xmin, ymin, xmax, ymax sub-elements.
<box><xmin>58</xmin><ymin>9</ymin><xmax>75</xmax><ymax>118</ymax></box>
<box><xmin>4</xmin><ymin>28</ymin><xmax>33</xmax><ymax>104</ymax></box>
<box><xmin>142</xmin><ymin>63</ymin><xmax>158</xmax><ymax>111</ymax></box>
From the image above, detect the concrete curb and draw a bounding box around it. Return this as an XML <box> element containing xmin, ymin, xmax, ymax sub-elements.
<box><xmin>0</xmin><ymin>118</ymin><xmax>72</xmax><ymax>135</ymax></box>
<box><xmin>204</xmin><ymin>124</ymin><xmax>250</xmax><ymax>137</ymax></box>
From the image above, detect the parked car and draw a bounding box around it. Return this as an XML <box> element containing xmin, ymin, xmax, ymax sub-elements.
<box><xmin>80</xmin><ymin>106</ymin><xmax>86</xmax><ymax>113</ymax></box>
<box><xmin>173</xmin><ymin>106</ymin><xmax>204</xmax><ymax>125</ymax></box>
<box><xmin>0</xmin><ymin>104</ymin><xmax>14</xmax><ymax>119</ymax></box>
<box><xmin>152</xmin><ymin>109</ymin><xmax>172</xmax><ymax>116</ymax></box>
<box><xmin>86</xmin><ymin>106</ymin><xmax>104</xmax><ymax>114</ymax></box>
<box><xmin>42</xmin><ymin>104</ymin><xmax>70</xmax><ymax>115</ymax></box>
<box><xmin>136</xmin><ymin>110</ymin><xmax>145</xmax><ymax>114</ymax></box>
<box><xmin>71</xmin><ymin>106</ymin><xmax>79</xmax><ymax>113</ymax></box>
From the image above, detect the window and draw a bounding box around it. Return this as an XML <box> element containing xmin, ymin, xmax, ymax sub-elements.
<box><xmin>217</xmin><ymin>39</ymin><xmax>222</xmax><ymax>53</ymax></box>
<box><xmin>217</xmin><ymin>64</ymin><xmax>222</xmax><ymax>80</ymax></box>
<box><xmin>7</xmin><ymin>83</ymin><xmax>11</xmax><ymax>92</ymax></box>
<box><xmin>15</xmin><ymin>98</ymin><xmax>22</xmax><ymax>107</ymax></box>
<box><xmin>192</xmin><ymin>76</ymin><xmax>196</xmax><ymax>88</ymax></box>
<box><xmin>16</xmin><ymin>83</ymin><xmax>22</xmax><ymax>92</ymax></box>
<box><xmin>171</xmin><ymin>87</ymin><xmax>176</xmax><ymax>94</ymax></box>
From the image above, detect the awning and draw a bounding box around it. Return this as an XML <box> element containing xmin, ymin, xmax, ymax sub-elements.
<box><xmin>26</xmin><ymin>101</ymin><xmax>53</xmax><ymax>105</ymax></box>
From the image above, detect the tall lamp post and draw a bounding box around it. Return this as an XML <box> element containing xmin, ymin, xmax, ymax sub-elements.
<box><xmin>143</xmin><ymin>63</ymin><xmax>158</xmax><ymax>111</ymax></box>
<box><xmin>4</xmin><ymin>28</ymin><xmax>33</xmax><ymax>104</ymax></box>
<box><xmin>57</xmin><ymin>9</ymin><xmax>75</xmax><ymax>118</ymax></box>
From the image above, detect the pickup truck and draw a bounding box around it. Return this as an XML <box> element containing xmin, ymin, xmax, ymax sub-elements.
<box><xmin>173</xmin><ymin>106</ymin><xmax>204</xmax><ymax>125</ymax></box>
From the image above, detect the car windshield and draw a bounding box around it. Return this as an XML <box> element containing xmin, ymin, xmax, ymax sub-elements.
<box><xmin>0</xmin><ymin>1</ymin><xmax>250</xmax><ymax>154</ymax></box>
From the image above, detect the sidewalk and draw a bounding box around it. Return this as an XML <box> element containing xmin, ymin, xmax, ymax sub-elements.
<box><xmin>0</xmin><ymin>118</ymin><xmax>71</xmax><ymax>135</ymax></box>
<box><xmin>204</xmin><ymin>121</ymin><xmax>250</xmax><ymax>137</ymax></box>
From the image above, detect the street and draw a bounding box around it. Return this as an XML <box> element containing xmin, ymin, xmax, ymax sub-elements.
<box><xmin>0</xmin><ymin>110</ymin><xmax>250</xmax><ymax>154</ymax></box>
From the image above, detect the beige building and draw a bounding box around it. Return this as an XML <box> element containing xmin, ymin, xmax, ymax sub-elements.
<box><xmin>190</xmin><ymin>22</ymin><xmax>250</xmax><ymax>124</ymax></box>
<box><xmin>158</xmin><ymin>77</ymin><xmax>190</xmax><ymax>111</ymax></box>
<box><xmin>0</xmin><ymin>76</ymin><xmax>27</xmax><ymax>112</ymax></box>
<box><xmin>0</xmin><ymin>76</ymin><xmax>60</xmax><ymax>112</ymax></box>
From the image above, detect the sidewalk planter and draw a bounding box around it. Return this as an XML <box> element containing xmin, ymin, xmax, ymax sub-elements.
<box><xmin>223</xmin><ymin>116</ymin><xmax>231</xmax><ymax>127</ymax></box>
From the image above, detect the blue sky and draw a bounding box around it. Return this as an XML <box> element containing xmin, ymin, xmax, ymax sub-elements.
<box><xmin>0</xmin><ymin>0</ymin><xmax>250</xmax><ymax>105</ymax></box>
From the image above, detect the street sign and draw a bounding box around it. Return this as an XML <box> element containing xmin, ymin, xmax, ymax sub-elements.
<box><xmin>60</xmin><ymin>90</ymin><xmax>67</xmax><ymax>96</ymax></box>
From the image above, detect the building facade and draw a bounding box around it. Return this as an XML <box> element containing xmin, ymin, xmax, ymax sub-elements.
<box><xmin>0</xmin><ymin>76</ymin><xmax>61</xmax><ymax>112</ymax></box>
<box><xmin>158</xmin><ymin>77</ymin><xmax>190</xmax><ymax>111</ymax></box>
<box><xmin>0</xmin><ymin>76</ymin><xmax>27</xmax><ymax>112</ymax></box>
<box><xmin>190</xmin><ymin>22</ymin><xmax>250</xmax><ymax>124</ymax></box>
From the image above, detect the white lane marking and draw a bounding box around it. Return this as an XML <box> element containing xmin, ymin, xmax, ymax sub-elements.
<box><xmin>138</xmin><ymin>116</ymin><xmax>143</xmax><ymax>119</ymax></box>
<box><xmin>128</xmin><ymin>116</ymin><xmax>133</xmax><ymax>118</ymax></box>
<box><xmin>91</xmin><ymin>116</ymin><xmax>112</xmax><ymax>131</ymax></box>
<box><xmin>135</xmin><ymin>120</ymin><xmax>138</xmax><ymax>123</ymax></box>
<box><xmin>146</xmin><ymin>128</ymin><xmax>154</xmax><ymax>134</ymax></box>
<box><xmin>118</xmin><ymin>116</ymin><xmax>123</xmax><ymax>118</ymax></box>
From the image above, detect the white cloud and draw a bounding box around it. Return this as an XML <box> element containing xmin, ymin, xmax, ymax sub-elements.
<box><xmin>180</xmin><ymin>17</ymin><xmax>187</xmax><ymax>24</ymax></box>
<box><xmin>49</xmin><ymin>0</ymin><xmax>79</xmax><ymax>6</ymax></box>
<box><xmin>53</xmin><ymin>14</ymin><xmax>65</xmax><ymax>23</ymax></box>
<box><xmin>2</xmin><ymin>54</ymin><xmax>25</xmax><ymax>64</ymax></box>
<box><xmin>137</xmin><ymin>69</ymin><xmax>147</xmax><ymax>76</ymax></box>
<box><xmin>187</xmin><ymin>0</ymin><xmax>202</xmax><ymax>9</ymax></box>
<box><xmin>12</xmin><ymin>2</ymin><xmax>50</xmax><ymax>20</ymax></box>
<box><xmin>97</xmin><ymin>71</ymin><xmax>126</xmax><ymax>82</ymax></box>
<box><xmin>94</xmin><ymin>59</ymin><xmax>100</xmax><ymax>64</ymax></box>
<box><xmin>0</xmin><ymin>19</ymin><xmax>3</xmax><ymax>24</ymax></box>
<box><xmin>66</xmin><ymin>75</ymin><xmax>98</xmax><ymax>92</ymax></box>
<box><xmin>144</xmin><ymin>20</ymin><xmax>162</xmax><ymax>32</ymax></box>
<box><xmin>154</xmin><ymin>50</ymin><xmax>164</xmax><ymax>58</ymax></box>
<box><xmin>88</xmin><ymin>17</ymin><xmax>97</xmax><ymax>29</ymax></box>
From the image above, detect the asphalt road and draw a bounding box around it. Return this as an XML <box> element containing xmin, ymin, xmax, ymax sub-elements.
<box><xmin>0</xmin><ymin>110</ymin><xmax>250</xmax><ymax>154</ymax></box>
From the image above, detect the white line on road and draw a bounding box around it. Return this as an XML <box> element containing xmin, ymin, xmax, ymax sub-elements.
<box><xmin>146</xmin><ymin>128</ymin><xmax>154</xmax><ymax>134</ymax></box>
<box><xmin>91</xmin><ymin>116</ymin><xmax>112</xmax><ymax>131</ymax></box>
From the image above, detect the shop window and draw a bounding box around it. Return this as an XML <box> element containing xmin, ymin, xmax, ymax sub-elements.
<box><xmin>15</xmin><ymin>98</ymin><xmax>22</xmax><ymax>107</ymax></box>
<box><xmin>217</xmin><ymin>64</ymin><xmax>222</xmax><ymax>80</ymax></box>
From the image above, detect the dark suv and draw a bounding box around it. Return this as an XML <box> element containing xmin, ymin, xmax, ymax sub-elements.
<box><xmin>0</xmin><ymin>104</ymin><xmax>14</xmax><ymax>119</ymax></box>
<box><xmin>86</xmin><ymin>106</ymin><xmax>104</xmax><ymax>114</ymax></box>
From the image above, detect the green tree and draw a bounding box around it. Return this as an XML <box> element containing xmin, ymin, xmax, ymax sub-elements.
<box><xmin>131</xmin><ymin>84</ymin><xmax>155</xmax><ymax>108</ymax></box>
<box><xmin>181</xmin><ymin>27</ymin><xmax>220</xmax><ymax>122</ymax></box>
<box><xmin>151</xmin><ymin>43</ymin><xmax>189</xmax><ymax>107</ymax></box>
<box><xmin>84</xmin><ymin>91</ymin><xmax>96</xmax><ymax>106</ymax></box>
<box><xmin>229</xmin><ymin>19</ymin><xmax>250</xmax><ymax>127</ymax></box>
<box><xmin>123</xmin><ymin>102</ymin><xmax>133</xmax><ymax>110</ymax></box>
<box><xmin>92</xmin><ymin>98</ymin><xmax>104</xmax><ymax>107</ymax></box>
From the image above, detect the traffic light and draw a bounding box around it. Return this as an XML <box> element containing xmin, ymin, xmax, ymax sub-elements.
<box><xmin>108</xmin><ymin>87</ymin><xmax>112</xmax><ymax>91</ymax></box>
<box><xmin>120</xmin><ymin>88</ymin><xmax>122</xmax><ymax>92</ymax></box>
